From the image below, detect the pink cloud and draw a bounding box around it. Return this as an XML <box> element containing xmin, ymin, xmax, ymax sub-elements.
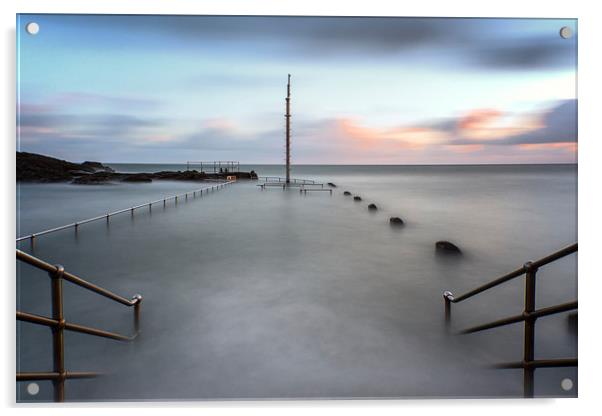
<box><xmin>518</xmin><ymin>142</ymin><xmax>577</xmax><ymax>153</ymax></box>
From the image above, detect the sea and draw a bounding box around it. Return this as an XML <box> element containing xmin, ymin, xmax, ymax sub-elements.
<box><xmin>16</xmin><ymin>164</ymin><xmax>578</xmax><ymax>401</ymax></box>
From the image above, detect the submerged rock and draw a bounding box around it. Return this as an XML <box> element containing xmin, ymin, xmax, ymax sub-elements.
<box><xmin>327</xmin><ymin>182</ymin><xmax>337</xmax><ymax>188</ymax></box>
<box><xmin>368</xmin><ymin>203</ymin><xmax>378</xmax><ymax>211</ymax></box>
<box><xmin>389</xmin><ymin>217</ymin><xmax>404</xmax><ymax>226</ymax></box>
<box><xmin>435</xmin><ymin>241</ymin><xmax>462</xmax><ymax>255</ymax></box>
<box><xmin>72</xmin><ymin>172</ymin><xmax>114</xmax><ymax>185</ymax></box>
<box><xmin>343</xmin><ymin>191</ymin><xmax>352</xmax><ymax>196</ymax></box>
<box><xmin>353</xmin><ymin>196</ymin><xmax>362</xmax><ymax>201</ymax></box>
<box><xmin>122</xmin><ymin>174</ymin><xmax>153</xmax><ymax>183</ymax></box>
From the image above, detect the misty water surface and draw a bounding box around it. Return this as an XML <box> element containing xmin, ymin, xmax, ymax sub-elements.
<box><xmin>16</xmin><ymin>164</ymin><xmax>577</xmax><ymax>401</ymax></box>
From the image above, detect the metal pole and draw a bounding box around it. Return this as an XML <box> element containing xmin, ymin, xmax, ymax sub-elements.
<box><xmin>523</xmin><ymin>262</ymin><xmax>537</xmax><ymax>398</ymax></box>
<box><xmin>50</xmin><ymin>265</ymin><xmax>65</xmax><ymax>402</ymax></box>
<box><xmin>444</xmin><ymin>293</ymin><xmax>452</xmax><ymax>324</ymax></box>
<box><xmin>285</xmin><ymin>74</ymin><xmax>291</xmax><ymax>185</ymax></box>
<box><xmin>133</xmin><ymin>294</ymin><xmax>142</xmax><ymax>334</ymax></box>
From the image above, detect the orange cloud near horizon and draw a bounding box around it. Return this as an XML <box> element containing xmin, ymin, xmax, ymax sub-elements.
<box><xmin>518</xmin><ymin>142</ymin><xmax>578</xmax><ymax>152</ymax></box>
<box><xmin>331</xmin><ymin>118</ymin><xmax>449</xmax><ymax>149</ymax></box>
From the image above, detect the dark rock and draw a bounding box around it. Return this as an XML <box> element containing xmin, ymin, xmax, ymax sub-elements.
<box><xmin>82</xmin><ymin>161</ymin><xmax>114</xmax><ymax>173</ymax></box>
<box><xmin>153</xmin><ymin>170</ymin><xmax>207</xmax><ymax>181</ymax></box>
<box><xmin>17</xmin><ymin>152</ymin><xmax>91</xmax><ymax>182</ymax></box>
<box><xmin>17</xmin><ymin>152</ymin><xmax>258</xmax><ymax>184</ymax></box>
<box><xmin>436</xmin><ymin>241</ymin><xmax>462</xmax><ymax>255</ymax></box>
<box><xmin>327</xmin><ymin>182</ymin><xmax>337</xmax><ymax>188</ymax></box>
<box><xmin>389</xmin><ymin>217</ymin><xmax>404</xmax><ymax>226</ymax></box>
<box><xmin>122</xmin><ymin>174</ymin><xmax>153</xmax><ymax>183</ymax></box>
<box><xmin>353</xmin><ymin>196</ymin><xmax>362</xmax><ymax>201</ymax></box>
<box><xmin>368</xmin><ymin>203</ymin><xmax>378</xmax><ymax>211</ymax></box>
<box><xmin>72</xmin><ymin>172</ymin><xmax>114</xmax><ymax>185</ymax></box>
<box><xmin>17</xmin><ymin>152</ymin><xmax>114</xmax><ymax>182</ymax></box>
<box><xmin>343</xmin><ymin>191</ymin><xmax>352</xmax><ymax>196</ymax></box>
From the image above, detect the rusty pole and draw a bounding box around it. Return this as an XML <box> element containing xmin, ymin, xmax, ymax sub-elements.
<box><xmin>50</xmin><ymin>265</ymin><xmax>66</xmax><ymax>402</ymax></box>
<box><xmin>523</xmin><ymin>262</ymin><xmax>537</xmax><ymax>398</ymax></box>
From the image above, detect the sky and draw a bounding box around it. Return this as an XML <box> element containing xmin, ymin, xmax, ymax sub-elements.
<box><xmin>17</xmin><ymin>15</ymin><xmax>577</xmax><ymax>164</ymax></box>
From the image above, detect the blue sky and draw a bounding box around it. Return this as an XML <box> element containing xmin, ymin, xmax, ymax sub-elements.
<box><xmin>17</xmin><ymin>15</ymin><xmax>577</xmax><ymax>164</ymax></box>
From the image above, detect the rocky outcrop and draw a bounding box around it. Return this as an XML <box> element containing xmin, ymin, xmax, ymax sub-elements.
<box><xmin>82</xmin><ymin>161</ymin><xmax>115</xmax><ymax>173</ymax></box>
<box><xmin>435</xmin><ymin>241</ymin><xmax>462</xmax><ymax>255</ymax></box>
<box><xmin>17</xmin><ymin>152</ymin><xmax>258</xmax><ymax>184</ymax></box>
<box><xmin>17</xmin><ymin>152</ymin><xmax>113</xmax><ymax>182</ymax></box>
<box><xmin>389</xmin><ymin>217</ymin><xmax>404</xmax><ymax>226</ymax></box>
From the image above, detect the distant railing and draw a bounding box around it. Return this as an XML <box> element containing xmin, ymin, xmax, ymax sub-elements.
<box><xmin>16</xmin><ymin>249</ymin><xmax>142</xmax><ymax>402</ymax></box>
<box><xmin>186</xmin><ymin>161</ymin><xmax>239</xmax><ymax>173</ymax></box>
<box><xmin>258</xmin><ymin>176</ymin><xmax>317</xmax><ymax>184</ymax></box>
<box><xmin>16</xmin><ymin>181</ymin><xmax>234</xmax><ymax>243</ymax></box>
<box><xmin>443</xmin><ymin>243</ymin><xmax>578</xmax><ymax>398</ymax></box>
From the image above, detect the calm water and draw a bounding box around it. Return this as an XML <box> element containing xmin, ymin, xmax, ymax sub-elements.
<box><xmin>16</xmin><ymin>164</ymin><xmax>577</xmax><ymax>401</ymax></box>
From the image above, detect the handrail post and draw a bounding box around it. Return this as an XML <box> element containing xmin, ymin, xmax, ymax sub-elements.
<box><xmin>50</xmin><ymin>265</ymin><xmax>66</xmax><ymax>402</ymax></box>
<box><xmin>132</xmin><ymin>294</ymin><xmax>143</xmax><ymax>334</ymax></box>
<box><xmin>443</xmin><ymin>291</ymin><xmax>454</xmax><ymax>326</ymax></box>
<box><xmin>523</xmin><ymin>261</ymin><xmax>537</xmax><ymax>398</ymax></box>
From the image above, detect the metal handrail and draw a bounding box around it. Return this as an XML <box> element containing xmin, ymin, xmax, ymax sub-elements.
<box><xmin>459</xmin><ymin>301</ymin><xmax>578</xmax><ymax>334</ymax></box>
<box><xmin>17</xmin><ymin>311</ymin><xmax>137</xmax><ymax>341</ymax></box>
<box><xmin>258</xmin><ymin>176</ymin><xmax>316</xmax><ymax>184</ymax></box>
<box><xmin>17</xmin><ymin>249</ymin><xmax>140</xmax><ymax>306</ymax></box>
<box><xmin>442</xmin><ymin>243</ymin><xmax>578</xmax><ymax>398</ymax></box>
<box><xmin>16</xmin><ymin>180</ymin><xmax>234</xmax><ymax>242</ymax></box>
<box><xmin>443</xmin><ymin>243</ymin><xmax>577</xmax><ymax>305</ymax></box>
<box><xmin>16</xmin><ymin>249</ymin><xmax>143</xmax><ymax>401</ymax></box>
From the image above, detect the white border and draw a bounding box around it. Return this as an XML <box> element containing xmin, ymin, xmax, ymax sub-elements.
<box><xmin>2</xmin><ymin>0</ymin><xmax>601</xmax><ymax>414</ymax></box>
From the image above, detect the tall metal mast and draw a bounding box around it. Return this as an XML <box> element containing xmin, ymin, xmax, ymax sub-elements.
<box><xmin>285</xmin><ymin>74</ymin><xmax>291</xmax><ymax>184</ymax></box>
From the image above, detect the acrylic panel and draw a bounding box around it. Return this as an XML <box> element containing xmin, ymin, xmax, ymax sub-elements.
<box><xmin>16</xmin><ymin>14</ymin><xmax>577</xmax><ymax>402</ymax></box>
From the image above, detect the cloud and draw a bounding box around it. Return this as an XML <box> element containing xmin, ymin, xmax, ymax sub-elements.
<box><xmin>18</xmin><ymin>92</ymin><xmax>160</xmax><ymax>113</ymax></box>
<box><xmin>19</xmin><ymin>112</ymin><xmax>162</xmax><ymax>138</ymax></box>
<box><xmin>16</xmin><ymin>95</ymin><xmax>577</xmax><ymax>164</ymax></box>
<box><xmin>424</xmin><ymin>99</ymin><xmax>576</xmax><ymax>146</ymax></box>
<box><xmin>474</xmin><ymin>36</ymin><xmax>577</xmax><ymax>70</ymax></box>
<box><xmin>51</xmin><ymin>92</ymin><xmax>161</xmax><ymax>110</ymax></box>
<box><xmin>32</xmin><ymin>14</ymin><xmax>577</xmax><ymax>71</ymax></box>
<box><xmin>457</xmin><ymin>109</ymin><xmax>502</xmax><ymax>131</ymax></box>
<box><xmin>502</xmin><ymin>99</ymin><xmax>577</xmax><ymax>144</ymax></box>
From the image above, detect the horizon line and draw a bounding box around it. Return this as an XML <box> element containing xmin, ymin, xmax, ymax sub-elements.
<box><xmin>105</xmin><ymin>162</ymin><xmax>578</xmax><ymax>166</ymax></box>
